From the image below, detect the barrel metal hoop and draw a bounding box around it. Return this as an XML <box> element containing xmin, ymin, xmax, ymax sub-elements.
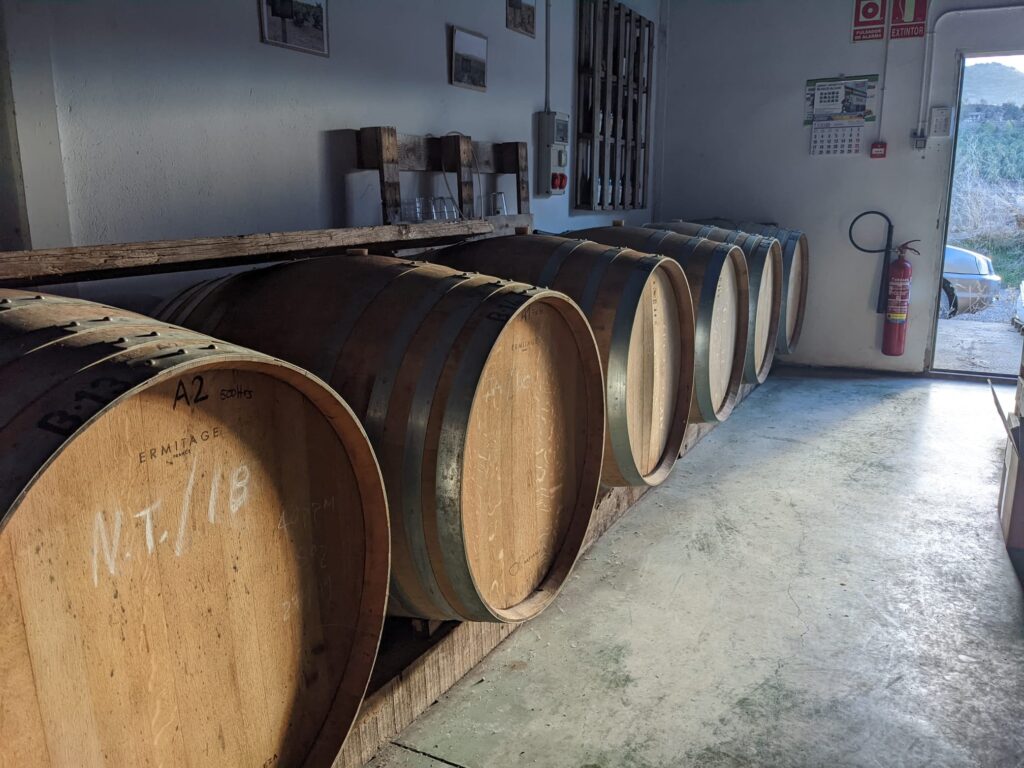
<box><xmin>434</xmin><ymin>287</ymin><xmax>536</xmax><ymax>621</ymax></box>
<box><xmin>168</xmin><ymin>273</ymin><xmax>246</xmax><ymax>333</ymax></box>
<box><xmin>606</xmin><ymin>262</ymin><xmax>657</xmax><ymax>487</ymax></box>
<box><xmin>643</xmin><ymin>228</ymin><xmax>675</xmax><ymax>252</ymax></box>
<box><xmin>743</xmin><ymin>241</ymin><xmax>772</xmax><ymax>382</ymax></box>
<box><xmin>361</xmin><ymin>272</ymin><xmax>470</xmax><ymax>443</ymax></box>
<box><xmin>0</xmin><ymin>352</ymin><xmax>319</xmax><ymax>538</ymax></box>
<box><xmin>773</xmin><ymin>231</ymin><xmax>801</xmax><ymax>354</ymax></box>
<box><xmin>401</xmin><ymin>279</ymin><xmax>510</xmax><ymax>620</ymax></box>
<box><xmin>0</xmin><ymin>330</ymin><xmax>224</xmax><ymax>430</ymax></box>
<box><xmin>538</xmin><ymin>239</ymin><xmax>587</xmax><ymax>288</ymax></box>
<box><xmin>156</xmin><ymin>275</ymin><xmax>233</xmax><ymax>326</ymax></box>
<box><xmin>696</xmin><ymin>225</ymin><xmax>717</xmax><ymax>239</ymax></box>
<box><xmin>691</xmin><ymin>245</ymin><xmax>731</xmax><ymax>423</ymax></box>
<box><xmin>579</xmin><ymin>247</ymin><xmax>625</xmax><ymax>314</ymax></box>
<box><xmin>0</xmin><ymin>318</ymin><xmax>152</xmax><ymax>369</ymax></box>
<box><xmin>746</xmin><ymin>240</ymin><xmax>783</xmax><ymax>382</ymax></box>
<box><xmin>312</xmin><ymin>262</ymin><xmax>425</xmax><ymax>377</ymax></box>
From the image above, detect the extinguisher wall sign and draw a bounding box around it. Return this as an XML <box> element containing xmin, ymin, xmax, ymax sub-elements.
<box><xmin>883</xmin><ymin>252</ymin><xmax>913</xmax><ymax>356</ymax></box>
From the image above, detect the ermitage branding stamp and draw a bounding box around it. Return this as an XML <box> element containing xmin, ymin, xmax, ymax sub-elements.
<box><xmin>137</xmin><ymin>427</ymin><xmax>223</xmax><ymax>464</ymax></box>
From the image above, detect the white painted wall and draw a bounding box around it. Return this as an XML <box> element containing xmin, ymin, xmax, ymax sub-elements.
<box><xmin>2</xmin><ymin>0</ymin><xmax>660</xmax><ymax>248</ymax></box>
<box><xmin>655</xmin><ymin>0</ymin><xmax>1024</xmax><ymax>372</ymax></box>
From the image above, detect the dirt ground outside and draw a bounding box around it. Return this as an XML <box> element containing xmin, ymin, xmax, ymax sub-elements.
<box><xmin>933</xmin><ymin>286</ymin><xmax>1022</xmax><ymax>374</ymax></box>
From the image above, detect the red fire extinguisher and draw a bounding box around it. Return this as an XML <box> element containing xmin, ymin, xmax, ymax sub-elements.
<box><xmin>882</xmin><ymin>240</ymin><xmax>919</xmax><ymax>356</ymax></box>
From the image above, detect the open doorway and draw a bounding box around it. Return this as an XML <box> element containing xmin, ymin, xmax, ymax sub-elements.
<box><xmin>933</xmin><ymin>54</ymin><xmax>1024</xmax><ymax>375</ymax></box>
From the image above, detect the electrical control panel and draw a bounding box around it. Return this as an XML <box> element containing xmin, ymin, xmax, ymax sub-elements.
<box><xmin>536</xmin><ymin>111</ymin><xmax>570</xmax><ymax>196</ymax></box>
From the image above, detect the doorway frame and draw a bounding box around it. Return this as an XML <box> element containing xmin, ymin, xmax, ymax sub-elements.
<box><xmin>926</xmin><ymin>52</ymin><xmax>965</xmax><ymax>373</ymax></box>
<box><xmin>927</xmin><ymin>50</ymin><xmax>1024</xmax><ymax>377</ymax></box>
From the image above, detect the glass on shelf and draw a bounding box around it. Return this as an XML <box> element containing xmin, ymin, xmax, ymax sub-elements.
<box><xmin>488</xmin><ymin>192</ymin><xmax>508</xmax><ymax>217</ymax></box>
<box><xmin>436</xmin><ymin>197</ymin><xmax>460</xmax><ymax>221</ymax></box>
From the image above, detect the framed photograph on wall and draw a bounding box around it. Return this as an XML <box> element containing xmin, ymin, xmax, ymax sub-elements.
<box><xmin>449</xmin><ymin>26</ymin><xmax>488</xmax><ymax>92</ymax></box>
<box><xmin>506</xmin><ymin>0</ymin><xmax>536</xmax><ymax>37</ymax></box>
<box><xmin>259</xmin><ymin>0</ymin><xmax>328</xmax><ymax>56</ymax></box>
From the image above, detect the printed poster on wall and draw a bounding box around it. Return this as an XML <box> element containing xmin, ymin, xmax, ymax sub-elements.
<box><xmin>804</xmin><ymin>74</ymin><xmax>879</xmax><ymax>157</ymax></box>
<box><xmin>891</xmin><ymin>0</ymin><xmax>927</xmax><ymax>39</ymax></box>
<box><xmin>803</xmin><ymin>75</ymin><xmax>879</xmax><ymax>126</ymax></box>
<box><xmin>851</xmin><ymin>0</ymin><xmax>888</xmax><ymax>42</ymax></box>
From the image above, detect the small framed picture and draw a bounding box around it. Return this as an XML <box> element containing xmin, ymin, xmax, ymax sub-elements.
<box><xmin>259</xmin><ymin>0</ymin><xmax>328</xmax><ymax>57</ymax></box>
<box><xmin>450</xmin><ymin>26</ymin><xmax>488</xmax><ymax>92</ymax></box>
<box><xmin>506</xmin><ymin>0</ymin><xmax>536</xmax><ymax>37</ymax></box>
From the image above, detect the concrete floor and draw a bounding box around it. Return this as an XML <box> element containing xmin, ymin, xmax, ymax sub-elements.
<box><xmin>934</xmin><ymin>319</ymin><xmax>1021</xmax><ymax>375</ymax></box>
<box><xmin>369</xmin><ymin>373</ymin><xmax>1024</xmax><ymax>768</ymax></box>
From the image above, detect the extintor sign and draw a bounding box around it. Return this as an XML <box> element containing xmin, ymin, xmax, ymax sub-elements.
<box><xmin>891</xmin><ymin>0</ymin><xmax>927</xmax><ymax>39</ymax></box>
<box><xmin>852</xmin><ymin>0</ymin><xmax>888</xmax><ymax>42</ymax></box>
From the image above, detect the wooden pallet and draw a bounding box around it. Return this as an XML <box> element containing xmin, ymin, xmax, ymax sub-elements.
<box><xmin>335</xmin><ymin>383</ymin><xmax>756</xmax><ymax>768</ymax></box>
<box><xmin>357</xmin><ymin>127</ymin><xmax>530</xmax><ymax>224</ymax></box>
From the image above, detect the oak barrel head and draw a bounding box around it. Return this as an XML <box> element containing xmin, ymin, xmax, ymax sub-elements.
<box><xmin>0</xmin><ymin>290</ymin><xmax>389</xmax><ymax>768</ymax></box>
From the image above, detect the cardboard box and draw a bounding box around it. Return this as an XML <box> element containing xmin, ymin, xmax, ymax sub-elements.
<box><xmin>994</xmin><ymin>388</ymin><xmax>1024</xmax><ymax>582</ymax></box>
<box><xmin>1016</xmin><ymin>350</ymin><xmax>1024</xmax><ymax>416</ymax></box>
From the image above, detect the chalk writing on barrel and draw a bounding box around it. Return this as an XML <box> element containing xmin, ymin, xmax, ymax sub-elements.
<box><xmin>91</xmin><ymin>457</ymin><xmax>252</xmax><ymax>586</ymax></box>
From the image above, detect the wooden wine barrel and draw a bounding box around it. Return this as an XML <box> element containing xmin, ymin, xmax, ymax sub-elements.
<box><xmin>648</xmin><ymin>221</ymin><xmax>782</xmax><ymax>383</ymax></box>
<box><xmin>160</xmin><ymin>255</ymin><xmax>605</xmax><ymax>623</ymax></box>
<box><xmin>427</xmin><ymin>234</ymin><xmax>694</xmax><ymax>488</ymax></box>
<box><xmin>0</xmin><ymin>290</ymin><xmax>389</xmax><ymax>768</ymax></box>
<box><xmin>697</xmin><ymin>218</ymin><xmax>809</xmax><ymax>355</ymax></box>
<box><xmin>568</xmin><ymin>225</ymin><xmax>748</xmax><ymax>424</ymax></box>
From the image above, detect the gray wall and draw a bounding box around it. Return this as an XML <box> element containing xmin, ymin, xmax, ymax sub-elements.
<box><xmin>656</xmin><ymin>0</ymin><xmax>1024</xmax><ymax>372</ymax></box>
<box><xmin>3</xmin><ymin>0</ymin><xmax>660</xmax><ymax>248</ymax></box>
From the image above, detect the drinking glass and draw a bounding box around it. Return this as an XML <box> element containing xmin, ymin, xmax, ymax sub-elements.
<box><xmin>489</xmin><ymin>192</ymin><xmax>508</xmax><ymax>217</ymax></box>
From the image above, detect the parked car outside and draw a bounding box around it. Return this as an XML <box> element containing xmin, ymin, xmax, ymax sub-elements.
<box><xmin>942</xmin><ymin>244</ymin><xmax>1002</xmax><ymax>316</ymax></box>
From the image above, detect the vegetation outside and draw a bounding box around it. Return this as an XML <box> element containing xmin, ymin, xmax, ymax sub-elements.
<box><xmin>949</xmin><ymin>62</ymin><xmax>1024</xmax><ymax>286</ymax></box>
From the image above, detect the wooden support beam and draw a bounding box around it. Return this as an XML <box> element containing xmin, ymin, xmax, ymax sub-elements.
<box><xmin>441</xmin><ymin>134</ymin><xmax>475</xmax><ymax>220</ymax></box>
<box><xmin>357</xmin><ymin>126</ymin><xmax>402</xmax><ymax>224</ymax></box>
<box><xmin>0</xmin><ymin>219</ymin><xmax>499</xmax><ymax>286</ymax></box>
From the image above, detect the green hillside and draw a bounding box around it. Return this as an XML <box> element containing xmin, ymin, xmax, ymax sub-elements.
<box><xmin>963</xmin><ymin>62</ymin><xmax>1024</xmax><ymax>106</ymax></box>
